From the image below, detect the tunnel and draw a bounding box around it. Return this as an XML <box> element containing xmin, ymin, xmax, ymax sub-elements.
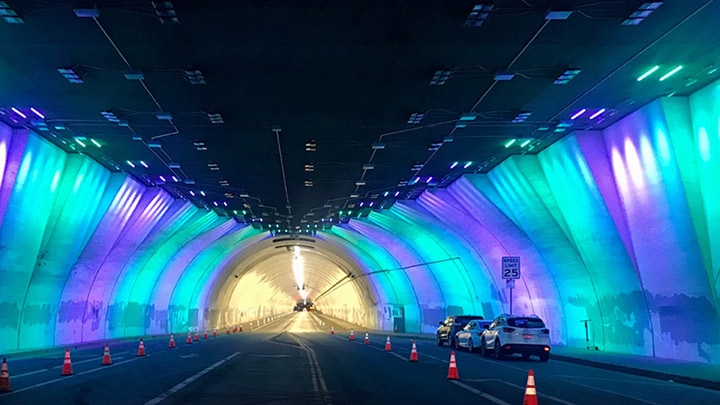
<box><xmin>2</xmin><ymin>79</ymin><xmax>719</xmax><ymax>365</ymax></box>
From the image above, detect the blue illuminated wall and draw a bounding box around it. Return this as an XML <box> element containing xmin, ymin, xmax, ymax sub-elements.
<box><xmin>1</xmin><ymin>79</ymin><xmax>720</xmax><ymax>363</ymax></box>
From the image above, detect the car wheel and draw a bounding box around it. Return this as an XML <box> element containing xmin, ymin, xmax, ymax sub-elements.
<box><xmin>493</xmin><ymin>340</ymin><xmax>504</xmax><ymax>359</ymax></box>
<box><xmin>454</xmin><ymin>338</ymin><xmax>461</xmax><ymax>350</ymax></box>
<box><xmin>436</xmin><ymin>335</ymin><xmax>444</xmax><ymax>346</ymax></box>
<box><xmin>539</xmin><ymin>352</ymin><xmax>550</xmax><ymax>362</ymax></box>
<box><xmin>480</xmin><ymin>338</ymin><xmax>488</xmax><ymax>356</ymax></box>
<box><xmin>468</xmin><ymin>338</ymin><xmax>474</xmax><ymax>353</ymax></box>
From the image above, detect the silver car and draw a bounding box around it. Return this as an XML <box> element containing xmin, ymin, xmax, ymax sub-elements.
<box><xmin>454</xmin><ymin>319</ymin><xmax>492</xmax><ymax>352</ymax></box>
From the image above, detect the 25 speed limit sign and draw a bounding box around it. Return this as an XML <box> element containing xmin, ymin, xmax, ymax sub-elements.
<box><xmin>502</xmin><ymin>256</ymin><xmax>521</xmax><ymax>279</ymax></box>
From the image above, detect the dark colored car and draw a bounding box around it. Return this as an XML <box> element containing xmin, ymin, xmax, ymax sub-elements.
<box><xmin>436</xmin><ymin>315</ymin><xmax>484</xmax><ymax>347</ymax></box>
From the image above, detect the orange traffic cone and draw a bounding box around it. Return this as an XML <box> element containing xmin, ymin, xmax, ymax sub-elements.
<box><xmin>523</xmin><ymin>369</ymin><xmax>538</xmax><ymax>405</ymax></box>
<box><xmin>101</xmin><ymin>343</ymin><xmax>112</xmax><ymax>366</ymax></box>
<box><xmin>446</xmin><ymin>351</ymin><xmax>459</xmax><ymax>380</ymax></box>
<box><xmin>0</xmin><ymin>357</ymin><xmax>11</xmax><ymax>392</ymax></box>
<box><xmin>186</xmin><ymin>331</ymin><xmax>193</xmax><ymax>344</ymax></box>
<box><xmin>213</xmin><ymin>328</ymin><xmax>217</xmax><ymax>337</ymax></box>
<box><xmin>239</xmin><ymin>324</ymin><xmax>243</xmax><ymax>332</ymax></box>
<box><xmin>385</xmin><ymin>336</ymin><xmax>392</xmax><ymax>351</ymax></box>
<box><xmin>61</xmin><ymin>348</ymin><xmax>74</xmax><ymax>376</ymax></box>
<box><xmin>409</xmin><ymin>341</ymin><xmax>419</xmax><ymax>362</ymax></box>
<box><xmin>226</xmin><ymin>326</ymin><xmax>230</xmax><ymax>334</ymax></box>
<box><xmin>331</xmin><ymin>327</ymin><xmax>335</xmax><ymax>335</ymax></box>
<box><xmin>169</xmin><ymin>334</ymin><xmax>176</xmax><ymax>348</ymax></box>
<box><xmin>137</xmin><ymin>338</ymin><xmax>146</xmax><ymax>356</ymax></box>
<box><xmin>233</xmin><ymin>325</ymin><xmax>238</xmax><ymax>333</ymax></box>
<box><xmin>349</xmin><ymin>329</ymin><xmax>355</xmax><ymax>341</ymax></box>
<box><xmin>364</xmin><ymin>332</ymin><xmax>370</xmax><ymax>345</ymax></box>
<box><xmin>194</xmin><ymin>330</ymin><xmax>199</xmax><ymax>342</ymax></box>
<box><xmin>203</xmin><ymin>330</ymin><xmax>208</xmax><ymax>339</ymax></box>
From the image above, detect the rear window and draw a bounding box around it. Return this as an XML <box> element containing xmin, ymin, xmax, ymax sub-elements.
<box><xmin>508</xmin><ymin>317</ymin><xmax>545</xmax><ymax>328</ymax></box>
<box><xmin>454</xmin><ymin>316</ymin><xmax>483</xmax><ymax>327</ymax></box>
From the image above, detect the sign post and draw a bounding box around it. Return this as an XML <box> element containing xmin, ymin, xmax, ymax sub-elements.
<box><xmin>502</xmin><ymin>256</ymin><xmax>520</xmax><ymax>314</ymax></box>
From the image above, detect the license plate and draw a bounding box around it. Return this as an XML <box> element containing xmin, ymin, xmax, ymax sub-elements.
<box><xmin>523</xmin><ymin>334</ymin><xmax>533</xmax><ymax>340</ymax></box>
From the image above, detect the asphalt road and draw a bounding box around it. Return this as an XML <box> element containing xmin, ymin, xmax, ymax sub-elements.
<box><xmin>2</xmin><ymin>312</ymin><xmax>719</xmax><ymax>404</ymax></box>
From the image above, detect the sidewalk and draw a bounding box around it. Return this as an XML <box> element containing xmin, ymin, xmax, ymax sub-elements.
<box><xmin>312</xmin><ymin>312</ymin><xmax>720</xmax><ymax>391</ymax></box>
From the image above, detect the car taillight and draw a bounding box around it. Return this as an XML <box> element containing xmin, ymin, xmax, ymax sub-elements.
<box><xmin>541</xmin><ymin>329</ymin><xmax>549</xmax><ymax>334</ymax></box>
<box><xmin>501</xmin><ymin>327</ymin><xmax>515</xmax><ymax>333</ymax></box>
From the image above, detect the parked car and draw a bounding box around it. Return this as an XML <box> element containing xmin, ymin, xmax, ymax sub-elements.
<box><xmin>454</xmin><ymin>319</ymin><xmax>492</xmax><ymax>352</ymax></box>
<box><xmin>436</xmin><ymin>315</ymin><xmax>484</xmax><ymax>347</ymax></box>
<box><xmin>480</xmin><ymin>314</ymin><xmax>550</xmax><ymax>361</ymax></box>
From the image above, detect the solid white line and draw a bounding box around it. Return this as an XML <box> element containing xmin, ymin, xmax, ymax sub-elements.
<box><xmin>144</xmin><ymin>352</ymin><xmax>241</xmax><ymax>405</ymax></box>
<box><xmin>450</xmin><ymin>380</ymin><xmax>511</xmax><ymax>405</ymax></box>
<box><xmin>12</xmin><ymin>351</ymin><xmax>133</xmax><ymax>378</ymax></box>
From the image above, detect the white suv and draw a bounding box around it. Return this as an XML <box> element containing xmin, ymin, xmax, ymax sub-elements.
<box><xmin>480</xmin><ymin>314</ymin><xmax>550</xmax><ymax>362</ymax></box>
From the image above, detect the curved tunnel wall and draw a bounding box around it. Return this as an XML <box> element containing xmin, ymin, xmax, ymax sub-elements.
<box><xmin>1</xmin><ymin>80</ymin><xmax>720</xmax><ymax>363</ymax></box>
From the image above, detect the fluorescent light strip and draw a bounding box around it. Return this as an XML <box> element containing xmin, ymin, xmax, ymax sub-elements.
<box><xmin>504</xmin><ymin>139</ymin><xmax>517</xmax><ymax>148</ymax></box>
<box><xmin>659</xmin><ymin>65</ymin><xmax>683</xmax><ymax>81</ymax></box>
<box><xmin>520</xmin><ymin>139</ymin><xmax>532</xmax><ymax>147</ymax></box>
<box><xmin>637</xmin><ymin>65</ymin><xmax>660</xmax><ymax>81</ymax></box>
<box><xmin>571</xmin><ymin>108</ymin><xmax>587</xmax><ymax>120</ymax></box>
<box><xmin>589</xmin><ymin>108</ymin><xmax>606</xmax><ymax>119</ymax></box>
<box><xmin>463</xmin><ymin>162</ymin><xmax>472</xmax><ymax>169</ymax></box>
<box><xmin>74</xmin><ymin>138</ymin><xmax>87</xmax><ymax>147</ymax></box>
<box><xmin>30</xmin><ymin>107</ymin><xmax>45</xmax><ymax>119</ymax></box>
<box><xmin>11</xmin><ymin>107</ymin><xmax>27</xmax><ymax>119</ymax></box>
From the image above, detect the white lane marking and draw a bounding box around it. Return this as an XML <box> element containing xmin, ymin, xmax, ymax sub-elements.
<box><xmin>287</xmin><ymin>315</ymin><xmax>332</xmax><ymax>404</ymax></box>
<box><xmin>3</xmin><ymin>355</ymin><xmax>149</xmax><ymax>395</ymax></box>
<box><xmin>12</xmin><ymin>350</ymin><xmax>133</xmax><ymax>378</ymax></box>
<box><xmin>389</xmin><ymin>352</ymin><xmax>408</xmax><ymax>362</ymax></box>
<box><xmin>144</xmin><ymin>351</ymin><xmax>241</xmax><ymax>405</ymax></box>
<box><xmin>450</xmin><ymin>380</ymin><xmax>511</xmax><ymax>405</ymax></box>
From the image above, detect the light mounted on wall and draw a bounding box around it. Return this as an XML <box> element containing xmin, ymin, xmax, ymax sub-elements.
<box><xmin>659</xmin><ymin>65</ymin><xmax>683</xmax><ymax>81</ymax></box>
<box><xmin>636</xmin><ymin>65</ymin><xmax>660</xmax><ymax>81</ymax></box>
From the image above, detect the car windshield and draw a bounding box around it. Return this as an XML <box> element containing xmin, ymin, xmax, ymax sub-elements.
<box><xmin>508</xmin><ymin>317</ymin><xmax>545</xmax><ymax>328</ymax></box>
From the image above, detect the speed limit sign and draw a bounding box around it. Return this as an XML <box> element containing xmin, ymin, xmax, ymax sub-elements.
<box><xmin>502</xmin><ymin>256</ymin><xmax>520</xmax><ymax>279</ymax></box>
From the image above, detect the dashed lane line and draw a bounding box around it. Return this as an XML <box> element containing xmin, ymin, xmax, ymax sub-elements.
<box><xmin>449</xmin><ymin>381</ymin><xmax>511</xmax><ymax>405</ymax></box>
<box><xmin>2</xmin><ymin>355</ymin><xmax>150</xmax><ymax>396</ymax></box>
<box><xmin>12</xmin><ymin>351</ymin><xmax>133</xmax><ymax>378</ymax></box>
<box><xmin>144</xmin><ymin>351</ymin><xmax>241</xmax><ymax>405</ymax></box>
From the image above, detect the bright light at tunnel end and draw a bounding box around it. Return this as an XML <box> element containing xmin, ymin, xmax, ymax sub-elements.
<box><xmin>292</xmin><ymin>246</ymin><xmax>308</xmax><ymax>303</ymax></box>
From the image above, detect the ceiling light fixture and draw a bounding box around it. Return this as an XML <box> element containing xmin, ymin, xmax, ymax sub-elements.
<box><xmin>589</xmin><ymin>108</ymin><xmax>606</xmax><ymax>119</ymax></box>
<box><xmin>193</xmin><ymin>140</ymin><xmax>207</xmax><ymax>151</ymax></box>
<box><xmin>152</xmin><ymin>1</ymin><xmax>179</xmax><ymax>24</ymax></box>
<box><xmin>407</xmin><ymin>112</ymin><xmax>424</xmax><ymax>124</ymax></box>
<box><xmin>494</xmin><ymin>71</ymin><xmax>515</xmax><ymax>81</ymax></box>
<box><xmin>430</xmin><ymin>68</ymin><xmax>452</xmax><ymax>85</ymax></box>
<box><xmin>464</xmin><ymin>3</ymin><xmax>494</xmax><ymax>27</ymax></box>
<box><xmin>90</xmin><ymin>139</ymin><xmax>102</xmax><ymax>148</ymax></box>
<box><xmin>207</xmin><ymin>112</ymin><xmax>224</xmax><ymax>124</ymax></box>
<box><xmin>57</xmin><ymin>67</ymin><xmax>83</xmax><ymax>83</ymax></box>
<box><xmin>305</xmin><ymin>140</ymin><xmax>317</xmax><ymax>151</ymax></box>
<box><xmin>570</xmin><ymin>108</ymin><xmax>587</xmax><ymax>120</ymax></box>
<box><xmin>636</xmin><ymin>65</ymin><xmax>660</xmax><ymax>81</ymax></box>
<box><xmin>504</xmin><ymin>139</ymin><xmax>517</xmax><ymax>148</ymax></box>
<box><xmin>450</xmin><ymin>162</ymin><xmax>458</xmax><ymax>169</ymax></box>
<box><xmin>183</xmin><ymin>69</ymin><xmax>206</xmax><ymax>85</ymax></box>
<box><xmin>10</xmin><ymin>107</ymin><xmax>26</xmax><ymax>119</ymax></box>
<box><xmin>73</xmin><ymin>6</ymin><xmax>99</xmax><ymax>18</ymax></box>
<box><xmin>371</xmin><ymin>142</ymin><xmax>385</xmax><ymax>150</ymax></box>
<box><xmin>30</xmin><ymin>107</ymin><xmax>45</xmax><ymax>119</ymax></box>
<box><xmin>460</xmin><ymin>112</ymin><xmax>478</xmax><ymax>121</ymax></box>
<box><xmin>156</xmin><ymin>112</ymin><xmax>173</xmax><ymax>120</ymax></box>
<box><xmin>140</xmin><ymin>161</ymin><xmax>149</xmax><ymax>168</ymax></box>
<box><xmin>362</xmin><ymin>163</ymin><xmax>375</xmax><ymax>170</ymax></box>
<box><xmin>520</xmin><ymin>139</ymin><xmax>533</xmax><ymax>148</ymax></box>
<box><xmin>545</xmin><ymin>10</ymin><xmax>572</xmax><ymax>20</ymax></box>
<box><xmin>148</xmin><ymin>141</ymin><xmax>162</xmax><ymax>148</ymax></box>
<box><xmin>101</xmin><ymin>110</ymin><xmax>120</xmax><ymax>122</ymax></box>
<box><xmin>123</xmin><ymin>69</ymin><xmax>145</xmax><ymax>80</ymax></box>
<box><xmin>126</xmin><ymin>160</ymin><xmax>136</xmax><ymax>168</ymax></box>
<box><xmin>207</xmin><ymin>162</ymin><xmax>220</xmax><ymax>171</ymax></box>
<box><xmin>554</xmin><ymin>68</ymin><xmax>581</xmax><ymax>84</ymax></box>
<box><xmin>463</xmin><ymin>162</ymin><xmax>472</xmax><ymax>169</ymax></box>
<box><xmin>355</xmin><ymin>180</ymin><xmax>366</xmax><ymax>186</ymax></box>
<box><xmin>304</xmin><ymin>163</ymin><xmax>315</xmax><ymax>172</ymax></box>
<box><xmin>168</xmin><ymin>162</ymin><xmax>181</xmax><ymax>168</ymax></box>
<box><xmin>659</xmin><ymin>65</ymin><xmax>683</xmax><ymax>81</ymax></box>
<box><xmin>622</xmin><ymin>1</ymin><xmax>662</xmax><ymax>26</ymax></box>
<box><xmin>443</xmin><ymin>135</ymin><xmax>454</xmax><ymax>143</ymax></box>
<box><xmin>0</xmin><ymin>1</ymin><xmax>23</xmax><ymax>23</ymax></box>
<box><xmin>512</xmin><ymin>111</ymin><xmax>532</xmax><ymax>123</ymax></box>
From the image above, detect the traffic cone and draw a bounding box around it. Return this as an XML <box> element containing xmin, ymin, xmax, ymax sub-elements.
<box><xmin>0</xmin><ymin>357</ymin><xmax>11</xmax><ymax>392</ymax></box>
<box><xmin>61</xmin><ymin>348</ymin><xmax>74</xmax><ymax>376</ymax></box>
<box><xmin>385</xmin><ymin>336</ymin><xmax>392</xmax><ymax>351</ymax></box>
<box><xmin>446</xmin><ymin>351</ymin><xmax>459</xmax><ymax>380</ymax></box>
<box><xmin>233</xmin><ymin>325</ymin><xmax>238</xmax><ymax>333</ymax></box>
<box><xmin>101</xmin><ymin>343</ymin><xmax>112</xmax><ymax>366</ymax></box>
<box><xmin>186</xmin><ymin>331</ymin><xmax>193</xmax><ymax>344</ymax></box>
<box><xmin>203</xmin><ymin>330</ymin><xmax>208</xmax><ymax>339</ymax></box>
<box><xmin>349</xmin><ymin>329</ymin><xmax>355</xmax><ymax>341</ymax></box>
<box><xmin>194</xmin><ymin>330</ymin><xmax>199</xmax><ymax>342</ymax></box>
<box><xmin>239</xmin><ymin>324</ymin><xmax>243</xmax><ymax>332</ymax></box>
<box><xmin>213</xmin><ymin>328</ymin><xmax>217</xmax><ymax>337</ymax></box>
<box><xmin>409</xmin><ymin>341</ymin><xmax>419</xmax><ymax>362</ymax></box>
<box><xmin>226</xmin><ymin>326</ymin><xmax>230</xmax><ymax>334</ymax></box>
<box><xmin>364</xmin><ymin>332</ymin><xmax>370</xmax><ymax>345</ymax></box>
<box><xmin>331</xmin><ymin>327</ymin><xmax>335</xmax><ymax>335</ymax></box>
<box><xmin>137</xmin><ymin>339</ymin><xmax>146</xmax><ymax>356</ymax></box>
<box><xmin>169</xmin><ymin>334</ymin><xmax>176</xmax><ymax>348</ymax></box>
<box><xmin>523</xmin><ymin>369</ymin><xmax>538</xmax><ymax>405</ymax></box>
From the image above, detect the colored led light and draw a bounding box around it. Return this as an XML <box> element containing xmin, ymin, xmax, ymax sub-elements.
<box><xmin>463</xmin><ymin>162</ymin><xmax>472</xmax><ymax>169</ymax></box>
<box><xmin>659</xmin><ymin>65</ymin><xmax>683</xmax><ymax>81</ymax></box>
<box><xmin>504</xmin><ymin>139</ymin><xmax>517</xmax><ymax>148</ymax></box>
<box><xmin>450</xmin><ymin>162</ymin><xmax>458</xmax><ymax>169</ymax></box>
<box><xmin>140</xmin><ymin>161</ymin><xmax>149</xmax><ymax>168</ymax></box>
<box><xmin>30</xmin><ymin>107</ymin><xmax>45</xmax><ymax>119</ymax></box>
<box><xmin>126</xmin><ymin>160</ymin><xmax>135</xmax><ymax>168</ymax></box>
<box><xmin>637</xmin><ymin>65</ymin><xmax>660</xmax><ymax>81</ymax></box>
<box><xmin>11</xmin><ymin>107</ymin><xmax>27</xmax><ymax>119</ymax></box>
<box><xmin>74</xmin><ymin>138</ymin><xmax>87</xmax><ymax>147</ymax></box>
<box><xmin>520</xmin><ymin>139</ymin><xmax>532</xmax><ymax>147</ymax></box>
<box><xmin>90</xmin><ymin>139</ymin><xmax>102</xmax><ymax>148</ymax></box>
